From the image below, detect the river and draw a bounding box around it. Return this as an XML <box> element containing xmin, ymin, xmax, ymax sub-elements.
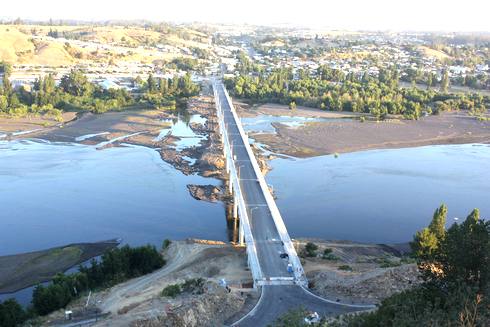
<box><xmin>1</xmin><ymin>114</ymin><xmax>489</xmax><ymax>304</ymax></box>
<box><xmin>0</xmin><ymin>139</ymin><xmax>226</xmax><ymax>256</ymax></box>
<box><xmin>267</xmin><ymin>143</ymin><xmax>490</xmax><ymax>243</ymax></box>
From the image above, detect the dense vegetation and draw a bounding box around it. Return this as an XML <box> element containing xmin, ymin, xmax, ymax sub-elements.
<box><xmin>0</xmin><ymin>63</ymin><xmax>133</xmax><ymax>119</ymax></box>
<box><xmin>0</xmin><ymin>61</ymin><xmax>200</xmax><ymax>120</ymax></box>
<box><xmin>0</xmin><ymin>244</ymin><xmax>164</xmax><ymax>325</ymax></box>
<box><xmin>141</xmin><ymin>72</ymin><xmax>200</xmax><ymax>108</ymax></box>
<box><xmin>348</xmin><ymin>205</ymin><xmax>489</xmax><ymax>326</ymax></box>
<box><xmin>225</xmin><ymin>64</ymin><xmax>489</xmax><ymax>120</ymax></box>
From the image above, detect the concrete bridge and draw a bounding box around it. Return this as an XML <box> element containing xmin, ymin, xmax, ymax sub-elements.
<box><xmin>212</xmin><ymin>81</ymin><xmax>374</xmax><ymax>326</ymax></box>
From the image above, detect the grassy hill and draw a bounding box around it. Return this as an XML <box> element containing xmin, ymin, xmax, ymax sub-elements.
<box><xmin>0</xmin><ymin>24</ymin><xmax>211</xmax><ymax>67</ymax></box>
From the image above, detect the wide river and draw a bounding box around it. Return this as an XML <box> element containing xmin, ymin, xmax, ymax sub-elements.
<box><xmin>1</xmin><ymin>118</ymin><xmax>489</xmax><ymax>303</ymax></box>
<box><xmin>0</xmin><ymin>139</ymin><xmax>226</xmax><ymax>256</ymax></box>
<box><xmin>267</xmin><ymin>143</ymin><xmax>490</xmax><ymax>243</ymax></box>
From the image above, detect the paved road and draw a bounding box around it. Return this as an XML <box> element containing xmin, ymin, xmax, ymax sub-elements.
<box><xmin>217</xmin><ymin>84</ymin><xmax>290</xmax><ymax>279</ymax></box>
<box><xmin>234</xmin><ymin>285</ymin><xmax>362</xmax><ymax>327</ymax></box>
<box><xmin>216</xmin><ymin>83</ymin><xmax>371</xmax><ymax>326</ymax></box>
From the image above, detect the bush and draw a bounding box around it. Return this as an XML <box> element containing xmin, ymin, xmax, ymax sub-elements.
<box><xmin>161</xmin><ymin>284</ymin><xmax>182</xmax><ymax>298</ymax></box>
<box><xmin>161</xmin><ymin>278</ymin><xmax>205</xmax><ymax>298</ymax></box>
<box><xmin>304</xmin><ymin>242</ymin><xmax>318</xmax><ymax>257</ymax></box>
<box><xmin>322</xmin><ymin>248</ymin><xmax>339</xmax><ymax>260</ymax></box>
<box><xmin>338</xmin><ymin>265</ymin><xmax>353</xmax><ymax>271</ymax></box>
<box><xmin>375</xmin><ymin>257</ymin><xmax>401</xmax><ymax>268</ymax></box>
<box><xmin>182</xmin><ymin>278</ymin><xmax>205</xmax><ymax>294</ymax></box>
<box><xmin>162</xmin><ymin>239</ymin><xmax>171</xmax><ymax>250</ymax></box>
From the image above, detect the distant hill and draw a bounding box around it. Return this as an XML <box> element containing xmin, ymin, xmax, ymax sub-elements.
<box><xmin>0</xmin><ymin>24</ymin><xmax>211</xmax><ymax>67</ymax></box>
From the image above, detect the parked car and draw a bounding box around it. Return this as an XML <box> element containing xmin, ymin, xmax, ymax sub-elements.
<box><xmin>304</xmin><ymin>311</ymin><xmax>320</xmax><ymax>325</ymax></box>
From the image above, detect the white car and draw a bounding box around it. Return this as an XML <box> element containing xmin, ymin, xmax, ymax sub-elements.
<box><xmin>304</xmin><ymin>311</ymin><xmax>320</xmax><ymax>325</ymax></box>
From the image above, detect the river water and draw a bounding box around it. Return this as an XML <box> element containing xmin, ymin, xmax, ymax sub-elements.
<box><xmin>0</xmin><ymin>139</ymin><xmax>226</xmax><ymax>256</ymax></box>
<box><xmin>266</xmin><ymin>143</ymin><xmax>490</xmax><ymax>244</ymax></box>
<box><xmin>1</xmin><ymin>114</ymin><xmax>489</xmax><ymax>304</ymax></box>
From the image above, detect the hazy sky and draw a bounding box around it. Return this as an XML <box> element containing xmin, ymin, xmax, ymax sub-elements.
<box><xmin>2</xmin><ymin>0</ymin><xmax>489</xmax><ymax>31</ymax></box>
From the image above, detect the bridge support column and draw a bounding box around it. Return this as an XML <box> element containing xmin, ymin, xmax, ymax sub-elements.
<box><xmin>225</xmin><ymin>156</ymin><xmax>230</xmax><ymax>174</ymax></box>
<box><xmin>233</xmin><ymin>195</ymin><xmax>238</xmax><ymax>218</ymax></box>
<box><xmin>239</xmin><ymin>220</ymin><xmax>244</xmax><ymax>246</ymax></box>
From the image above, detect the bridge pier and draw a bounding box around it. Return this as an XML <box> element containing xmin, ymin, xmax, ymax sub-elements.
<box><xmin>238</xmin><ymin>217</ymin><xmax>245</xmax><ymax>245</ymax></box>
<box><xmin>233</xmin><ymin>194</ymin><xmax>238</xmax><ymax>218</ymax></box>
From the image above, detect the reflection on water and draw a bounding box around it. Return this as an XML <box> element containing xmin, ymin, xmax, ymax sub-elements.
<box><xmin>241</xmin><ymin>114</ymin><xmax>349</xmax><ymax>133</ymax></box>
<box><xmin>0</xmin><ymin>139</ymin><xmax>226</xmax><ymax>257</ymax></box>
<box><xmin>153</xmin><ymin>114</ymin><xmax>207</xmax><ymax>150</ymax></box>
<box><xmin>267</xmin><ymin>144</ymin><xmax>490</xmax><ymax>244</ymax></box>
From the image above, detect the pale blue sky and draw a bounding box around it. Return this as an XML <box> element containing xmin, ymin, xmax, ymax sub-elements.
<box><xmin>2</xmin><ymin>0</ymin><xmax>489</xmax><ymax>31</ymax></box>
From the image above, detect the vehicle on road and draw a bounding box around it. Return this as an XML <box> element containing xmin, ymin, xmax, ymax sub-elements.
<box><xmin>280</xmin><ymin>253</ymin><xmax>289</xmax><ymax>259</ymax></box>
<box><xmin>287</xmin><ymin>263</ymin><xmax>293</xmax><ymax>273</ymax></box>
<box><xmin>304</xmin><ymin>311</ymin><xmax>320</xmax><ymax>325</ymax></box>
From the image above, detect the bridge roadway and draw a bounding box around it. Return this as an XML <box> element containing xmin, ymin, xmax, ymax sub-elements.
<box><xmin>214</xmin><ymin>82</ymin><xmax>373</xmax><ymax>326</ymax></box>
<box><xmin>217</xmin><ymin>85</ymin><xmax>290</xmax><ymax>280</ymax></box>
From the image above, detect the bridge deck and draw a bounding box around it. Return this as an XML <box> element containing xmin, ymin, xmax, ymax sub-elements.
<box><xmin>216</xmin><ymin>84</ymin><xmax>294</xmax><ymax>279</ymax></box>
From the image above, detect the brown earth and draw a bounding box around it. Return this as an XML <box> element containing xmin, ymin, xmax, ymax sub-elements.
<box><xmin>295</xmin><ymin>239</ymin><xmax>421</xmax><ymax>305</ymax></box>
<box><xmin>41</xmin><ymin>240</ymin><xmax>255</xmax><ymax>327</ymax></box>
<box><xmin>237</xmin><ymin>102</ymin><xmax>490</xmax><ymax>157</ymax></box>
<box><xmin>187</xmin><ymin>185</ymin><xmax>222</xmax><ymax>203</ymax></box>
<box><xmin>0</xmin><ymin>112</ymin><xmax>77</xmax><ymax>134</ymax></box>
<box><xmin>39</xmin><ymin>239</ymin><xmax>421</xmax><ymax>326</ymax></box>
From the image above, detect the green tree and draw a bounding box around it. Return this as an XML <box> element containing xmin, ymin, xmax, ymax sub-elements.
<box><xmin>147</xmin><ymin>73</ymin><xmax>157</xmax><ymax>93</ymax></box>
<box><xmin>437</xmin><ymin>209</ymin><xmax>489</xmax><ymax>290</ymax></box>
<box><xmin>304</xmin><ymin>242</ymin><xmax>318</xmax><ymax>257</ymax></box>
<box><xmin>428</xmin><ymin>204</ymin><xmax>447</xmax><ymax>241</ymax></box>
<box><xmin>427</xmin><ymin>73</ymin><xmax>433</xmax><ymax>90</ymax></box>
<box><xmin>441</xmin><ymin>69</ymin><xmax>450</xmax><ymax>93</ymax></box>
<box><xmin>59</xmin><ymin>70</ymin><xmax>93</xmax><ymax>97</ymax></box>
<box><xmin>0</xmin><ymin>299</ymin><xmax>27</xmax><ymax>327</ymax></box>
<box><xmin>411</xmin><ymin>227</ymin><xmax>438</xmax><ymax>259</ymax></box>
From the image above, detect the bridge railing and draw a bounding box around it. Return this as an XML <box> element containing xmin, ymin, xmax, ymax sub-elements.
<box><xmin>220</xmin><ymin>83</ymin><xmax>308</xmax><ymax>286</ymax></box>
<box><xmin>213</xmin><ymin>81</ymin><xmax>263</xmax><ymax>285</ymax></box>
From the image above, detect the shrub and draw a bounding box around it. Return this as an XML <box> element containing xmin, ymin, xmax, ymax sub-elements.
<box><xmin>161</xmin><ymin>284</ymin><xmax>182</xmax><ymax>298</ymax></box>
<box><xmin>338</xmin><ymin>265</ymin><xmax>353</xmax><ymax>271</ymax></box>
<box><xmin>162</xmin><ymin>239</ymin><xmax>171</xmax><ymax>250</ymax></box>
<box><xmin>304</xmin><ymin>242</ymin><xmax>318</xmax><ymax>257</ymax></box>
<box><xmin>322</xmin><ymin>248</ymin><xmax>339</xmax><ymax>260</ymax></box>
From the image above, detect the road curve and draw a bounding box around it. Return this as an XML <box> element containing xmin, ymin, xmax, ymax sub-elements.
<box><xmin>232</xmin><ymin>285</ymin><xmax>371</xmax><ymax>326</ymax></box>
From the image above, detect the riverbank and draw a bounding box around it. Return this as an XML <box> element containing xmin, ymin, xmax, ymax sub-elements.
<box><xmin>36</xmin><ymin>239</ymin><xmax>418</xmax><ymax>326</ymax></box>
<box><xmin>237</xmin><ymin>102</ymin><xmax>490</xmax><ymax>157</ymax></box>
<box><xmin>39</xmin><ymin>239</ymin><xmax>253</xmax><ymax>326</ymax></box>
<box><xmin>0</xmin><ymin>240</ymin><xmax>119</xmax><ymax>294</ymax></box>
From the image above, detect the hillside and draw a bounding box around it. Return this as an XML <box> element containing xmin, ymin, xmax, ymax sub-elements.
<box><xmin>418</xmin><ymin>45</ymin><xmax>452</xmax><ymax>61</ymax></box>
<box><xmin>0</xmin><ymin>24</ymin><xmax>211</xmax><ymax>67</ymax></box>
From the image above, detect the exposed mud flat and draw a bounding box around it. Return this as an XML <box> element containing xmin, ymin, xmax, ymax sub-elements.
<box><xmin>157</xmin><ymin>96</ymin><xmax>226</xmax><ymax>178</ymax></box>
<box><xmin>0</xmin><ymin>112</ymin><xmax>78</xmax><ymax>136</ymax></box>
<box><xmin>236</xmin><ymin>102</ymin><xmax>490</xmax><ymax>157</ymax></box>
<box><xmin>0</xmin><ymin>240</ymin><xmax>119</xmax><ymax>293</ymax></box>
